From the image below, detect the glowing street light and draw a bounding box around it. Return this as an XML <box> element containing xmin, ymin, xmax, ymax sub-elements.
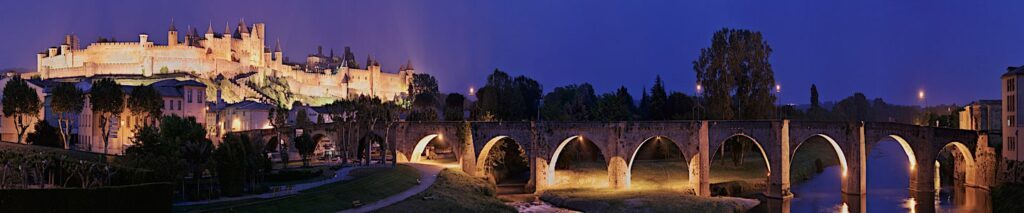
<box><xmin>695</xmin><ymin>84</ymin><xmax>702</xmax><ymax>94</ymax></box>
<box><xmin>469</xmin><ymin>87</ymin><xmax>475</xmax><ymax>96</ymax></box>
<box><xmin>775</xmin><ymin>84</ymin><xmax>781</xmax><ymax>93</ymax></box>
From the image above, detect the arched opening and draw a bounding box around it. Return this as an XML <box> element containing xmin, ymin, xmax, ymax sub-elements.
<box><xmin>357</xmin><ymin>132</ymin><xmax>388</xmax><ymax>164</ymax></box>
<box><xmin>627</xmin><ymin>136</ymin><xmax>688</xmax><ymax>190</ymax></box>
<box><xmin>477</xmin><ymin>136</ymin><xmax>530</xmax><ymax>194</ymax></box>
<box><xmin>709</xmin><ymin>134</ymin><xmax>770</xmax><ymax>197</ymax></box>
<box><xmin>788</xmin><ymin>134</ymin><xmax>850</xmax><ymax>210</ymax></box>
<box><xmin>864</xmin><ymin>135</ymin><xmax>918</xmax><ymax>211</ymax></box>
<box><xmin>935</xmin><ymin>142</ymin><xmax>978</xmax><ymax>210</ymax></box>
<box><xmin>409</xmin><ymin>134</ymin><xmax>458</xmax><ymax>165</ymax></box>
<box><xmin>547</xmin><ymin>135</ymin><xmax>608</xmax><ymax>189</ymax></box>
<box><xmin>312</xmin><ymin>134</ymin><xmax>337</xmax><ymax>161</ymax></box>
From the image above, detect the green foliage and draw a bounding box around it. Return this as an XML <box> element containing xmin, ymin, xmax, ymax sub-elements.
<box><xmin>90</xmin><ymin>78</ymin><xmax>125</xmax><ymax>154</ymax></box>
<box><xmin>444</xmin><ymin>93</ymin><xmax>466</xmax><ymax>121</ymax></box>
<box><xmin>0</xmin><ymin>182</ymin><xmax>172</xmax><ymax>212</ymax></box>
<box><xmin>26</xmin><ymin>120</ymin><xmax>61</xmax><ymax>148</ymax></box>
<box><xmin>993</xmin><ymin>183</ymin><xmax>1024</xmax><ymax>212</ymax></box>
<box><xmin>295</xmin><ymin>108</ymin><xmax>313</xmax><ymax>126</ymax></box>
<box><xmin>214</xmin><ymin>134</ymin><xmax>269</xmax><ymax>196</ymax></box>
<box><xmin>118</xmin><ymin>115</ymin><xmax>209</xmax><ymax>199</ymax></box>
<box><xmin>832</xmin><ymin>93</ymin><xmax>870</xmax><ymax>122</ymax></box>
<box><xmin>181</xmin><ymin>138</ymin><xmax>213</xmax><ymax>200</ymax></box>
<box><xmin>667</xmin><ymin>91</ymin><xmax>695</xmax><ymax>120</ymax></box>
<box><xmin>474</xmin><ymin>69</ymin><xmax>542</xmax><ymax>121</ymax></box>
<box><xmin>541</xmin><ymin>83</ymin><xmax>596</xmax><ymax>121</ymax></box>
<box><xmin>0</xmin><ymin>143</ymin><xmax>150</xmax><ymax>189</ymax></box>
<box><xmin>409</xmin><ymin>73</ymin><xmax>439</xmax><ymax>98</ymax></box>
<box><xmin>128</xmin><ymin>84</ymin><xmax>163</xmax><ymax>126</ymax></box>
<box><xmin>2</xmin><ymin>75</ymin><xmax>41</xmax><ymax>144</ymax></box>
<box><xmin>646</xmin><ymin>76</ymin><xmax>669</xmax><ymax>120</ymax></box>
<box><xmin>294</xmin><ymin>133</ymin><xmax>316</xmax><ymax>167</ymax></box>
<box><xmin>484</xmin><ymin>139</ymin><xmax>529</xmax><ymax>183</ymax></box>
<box><xmin>810</xmin><ymin>84</ymin><xmax>820</xmax><ymax>108</ymax></box>
<box><xmin>51</xmin><ymin>82</ymin><xmax>84</xmax><ymax>148</ymax></box>
<box><xmin>593</xmin><ymin>86</ymin><xmax>636</xmax><ymax>121</ymax></box>
<box><xmin>693</xmin><ymin>28</ymin><xmax>777</xmax><ymax>120</ymax></box>
<box><xmin>408</xmin><ymin>93</ymin><xmax>439</xmax><ymax>121</ymax></box>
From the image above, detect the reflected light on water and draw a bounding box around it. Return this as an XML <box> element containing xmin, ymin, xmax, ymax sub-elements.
<box><xmin>902</xmin><ymin>197</ymin><xmax>917</xmax><ymax>213</ymax></box>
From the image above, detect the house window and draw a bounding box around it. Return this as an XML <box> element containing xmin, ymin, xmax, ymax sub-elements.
<box><xmin>198</xmin><ymin>90</ymin><xmax>203</xmax><ymax>103</ymax></box>
<box><xmin>187</xmin><ymin>89</ymin><xmax>193</xmax><ymax>103</ymax></box>
<box><xmin>177</xmin><ymin>100</ymin><xmax>182</xmax><ymax>110</ymax></box>
<box><xmin>1010</xmin><ymin>137</ymin><xmax>1017</xmax><ymax>151</ymax></box>
<box><xmin>1011</xmin><ymin>116</ymin><xmax>1016</xmax><ymax>127</ymax></box>
<box><xmin>1008</xmin><ymin>78</ymin><xmax>1016</xmax><ymax>92</ymax></box>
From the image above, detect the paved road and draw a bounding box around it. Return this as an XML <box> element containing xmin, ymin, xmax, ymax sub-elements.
<box><xmin>339</xmin><ymin>163</ymin><xmax>444</xmax><ymax>213</ymax></box>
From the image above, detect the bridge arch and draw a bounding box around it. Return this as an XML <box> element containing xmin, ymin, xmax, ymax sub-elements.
<box><xmin>711</xmin><ymin>133</ymin><xmax>771</xmax><ymax>175</ymax></box>
<box><xmin>626</xmin><ymin>135</ymin><xmax>689</xmax><ymax>189</ymax></box>
<box><xmin>791</xmin><ymin>134</ymin><xmax>849</xmax><ymax>177</ymax></box>
<box><xmin>871</xmin><ymin>134</ymin><xmax>918</xmax><ymax>168</ymax></box>
<box><xmin>937</xmin><ymin>141</ymin><xmax>977</xmax><ymax>187</ymax></box>
<box><xmin>476</xmin><ymin>136</ymin><xmax>529</xmax><ymax>173</ymax></box>
<box><xmin>409</xmin><ymin>134</ymin><xmax>440</xmax><ymax>163</ymax></box>
<box><xmin>546</xmin><ymin>135</ymin><xmax>608</xmax><ymax>187</ymax></box>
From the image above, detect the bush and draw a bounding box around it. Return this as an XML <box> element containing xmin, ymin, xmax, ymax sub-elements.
<box><xmin>993</xmin><ymin>183</ymin><xmax>1024</xmax><ymax>212</ymax></box>
<box><xmin>0</xmin><ymin>182</ymin><xmax>172</xmax><ymax>213</ymax></box>
<box><xmin>26</xmin><ymin>120</ymin><xmax>62</xmax><ymax>148</ymax></box>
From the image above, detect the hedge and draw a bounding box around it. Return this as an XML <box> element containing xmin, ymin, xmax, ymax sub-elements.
<box><xmin>0</xmin><ymin>182</ymin><xmax>172</xmax><ymax>213</ymax></box>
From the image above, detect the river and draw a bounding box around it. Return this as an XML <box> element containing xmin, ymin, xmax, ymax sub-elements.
<box><xmin>788</xmin><ymin>141</ymin><xmax>991</xmax><ymax>212</ymax></box>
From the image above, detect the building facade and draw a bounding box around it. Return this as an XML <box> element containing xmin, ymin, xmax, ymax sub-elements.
<box><xmin>34</xmin><ymin>20</ymin><xmax>414</xmax><ymax>105</ymax></box>
<box><xmin>960</xmin><ymin>100</ymin><xmax>1001</xmax><ymax>132</ymax></box>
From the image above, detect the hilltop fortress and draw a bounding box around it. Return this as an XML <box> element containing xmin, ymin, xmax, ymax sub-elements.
<box><xmin>34</xmin><ymin>20</ymin><xmax>414</xmax><ymax>106</ymax></box>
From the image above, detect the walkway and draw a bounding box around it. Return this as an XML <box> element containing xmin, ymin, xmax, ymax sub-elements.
<box><xmin>339</xmin><ymin>163</ymin><xmax>445</xmax><ymax>213</ymax></box>
<box><xmin>174</xmin><ymin>166</ymin><xmax>357</xmax><ymax>207</ymax></box>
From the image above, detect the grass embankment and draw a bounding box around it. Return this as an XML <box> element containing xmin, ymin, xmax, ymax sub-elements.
<box><xmin>173</xmin><ymin>165</ymin><xmax>420</xmax><ymax>213</ymax></box>
<box><xmin>541</xmin><ymin>188</ymin><xmax>758</xmax><ymax>213</ymax></box>
<box><xmin>378</xmin><ymin>168</ymin><xmax>516</xmax><ymax>213</ymax></box>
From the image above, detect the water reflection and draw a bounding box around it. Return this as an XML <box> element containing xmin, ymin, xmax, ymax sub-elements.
<box><xmin>779</xmin><ymin>141</ymin><xmax>991</xmax><ymax>213</ymax></box>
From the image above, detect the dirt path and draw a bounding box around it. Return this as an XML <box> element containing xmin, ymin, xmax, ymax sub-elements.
<box><xmin>338</xmin><ymin>163</ymin><xmax>443</xmax><ymax>213</ymax></box>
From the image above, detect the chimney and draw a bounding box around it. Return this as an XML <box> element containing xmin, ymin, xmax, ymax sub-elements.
<box><xmin>139</xmin><ymin>34</ymin><xmax>149</xmax><ymax>44</ymax></box>
<box><xmin>48</xmin><ymin>47</ymin><xmax>58</xmax><ymax>57</ymax></box>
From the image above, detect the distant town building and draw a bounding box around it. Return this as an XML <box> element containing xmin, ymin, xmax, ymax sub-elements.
<box><xmin>959</xmin><ymin>100</ymin><xmax>1001</xmax><ymax>132</ymax></box>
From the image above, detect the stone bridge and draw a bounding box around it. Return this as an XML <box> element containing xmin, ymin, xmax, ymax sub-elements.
<box><xmin>237</xmin><ymin>120</ymin><xmax>995</xmax><ymax>198</ymax></box>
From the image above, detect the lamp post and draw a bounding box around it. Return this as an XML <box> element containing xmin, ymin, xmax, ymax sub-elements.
<box><xmin>695</xmin><ymin>83</ymin><xmax>703</xmax><ymax>119</ymax></box>
<box><xmin>775</xmin><ymin>84</ymin><xmax>781</xmax><ymax>119</ymax></box>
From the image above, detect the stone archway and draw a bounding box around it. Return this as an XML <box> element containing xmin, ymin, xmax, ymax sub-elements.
<box><xmin>937</xmin><ymin>141</ymin><xmax>977</xmax><ymax>188</ymax></box>
<box><xmin>708</xmin><ymin>134</ymin><xmax>771</xmax><ymax>196</ymax></box>
<box><xmin>626</xmin><ymin>136</ymin><xmax>688</xmax><ymax>190</ymax></box>
<box><xmin>789</xmin><ymin>134</ymin><xmax>851</xmax><ymax>196</ymax></box>
<box><xmin>409</xmin><ymin>134</ymin><xmax>440</xmax><ymax>162</ymax></box>
<box><xmin>547</xmin><ymin>135</ymin><xmax>609</xmax><ymax>188</ymax></box>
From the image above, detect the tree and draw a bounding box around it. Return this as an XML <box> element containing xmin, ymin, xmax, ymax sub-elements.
<box><xmin>295</xmin><ymin>108</ymin><xmax>313</xmax><ymax>126</ymax></box>
<box><xmin>647</xmin><ymin>76</ymin><xmax>669</xmax><ymax>120</ymax></box>
<box><xmin>541</xmin><ymin>83</ymin><xmax>596</xmax><ymax>121</ymax></box>
<box><xmin>693</xmin><ymin>28</ymin><xmax>777</xmax><ymax>120</ymax></box>
<box><xmin>833</xmin><ymin>93</ymin><xmax>870</xmax><ymax>122</ymax></box>
<box><xmin>90</xmin><ymin>78</ymin><xmax>125</xmax><ymax>154</ymax></box>
<box><xmin>181</xmin><ymin>139</ymin><xmax>213</xmax><ymax>200</ymax></box>
<box><xmin>638</xmin><ymin>89</ymin><xmax>650</xmax><ymax>120</ymax></box>
<box><xmin>267</xmin><ymin>103</ymin><xmax>289</xmax><ymax>168</ymax></box>
<box><xmin>26</xmin><ymin>120</ymin><xmax>61</xmax><ymax>148</ymax></box>
<box><xmin>294</xmin><ymin>133</ymin><xmax>316</xmax><ymax>167</ymax></box>
<box><xmin>2</xmin><ymin>75</ymin><xmax>41</xmax><ymax>144</ymax></box>
<box><xmin>593</xmin><ymin>86</ymin><xmax>635</xmax><ymax>121</ymax></box>
<box><xmin>810</xmin><ymin>84</ymin><xmax>820</xmax><ymax>109</ymax></box>
<box><xmin>128</xmin><ymin>84</ymin><xmax>163</xmax><ymax>128</ymax></box>
<box><xmin>51</xmin><ymin>82</ymin><xmax>84</xmax><ymax>149</ymax></box>
<box><xmin>408</xmin><ymin>73</ymin><xmax>439</xmax><ymax>98</ymax></box>
<box><xmin>475</xmin><ymin>69</ymin><xmax>543</xmax><ymax>121</ymax></box>
<box><xmin>444</xmin><ymin>93</ymin><xmax>466</xmax><ymax>121</ymax></box>
<box><xmin>408</xmin><ymin>92</ymin><xmax>439</xmax><ymax>121</ymax></box>
<box><xmin>667</xmin><ymin>92</ymin><xmax>695</xmax><ymax>120</ymax></box>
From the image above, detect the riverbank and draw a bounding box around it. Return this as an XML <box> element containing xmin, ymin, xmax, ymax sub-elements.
<box><xmin>540</xmin><ymin>188</ymin><xmax>758</xmax><ymax>212</ymax></box>
<box><xmin>377</xmin><ymin>168</ymin><xmax>516</xmax><ymax>213</ymax></box>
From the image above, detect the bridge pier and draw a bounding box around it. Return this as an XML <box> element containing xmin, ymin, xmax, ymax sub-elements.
<box><xmin>842</xmin><ymin>123</ymin><xmax>866</xmax><ymax>195</ymax></box>
<box><xmin>765</xmin><ymin>120</ymin><xmax>792</xmax><ymax>199</ymax></box>
<box><xmin>609</xmin><ymin>157</ymin><xmax>628</xmax><ymax>189</ymax></box>
<box><xmin>689</xmin><ymin>121</ymin><xmax>711</xmax><ymax>196</ymax></box>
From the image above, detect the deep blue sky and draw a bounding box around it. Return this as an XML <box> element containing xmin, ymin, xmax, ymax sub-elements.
<box><xmin>1</xmin><ymin>0</ymin><xmax>1021</xmax><ymax>105</ymax></box>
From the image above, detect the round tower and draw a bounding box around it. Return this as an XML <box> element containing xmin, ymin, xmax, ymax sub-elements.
<box><xmin>168</xmin><ymin>20</ymin><xmax>178</xmax><ymax>46</ymax></box>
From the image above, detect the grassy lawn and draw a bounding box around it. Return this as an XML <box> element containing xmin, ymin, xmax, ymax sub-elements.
<box><xmin>630</xmin><ymin>160</ymin><xmax>689</xmax><ymax>190</ymax></box>
<box><xmin>265</xmin><ymin>166</ymin><xmax>337</xmax><ymax>187</ymax></box>
<box><xmin>0</xmin><ymin>141</ymin><xmax>113</xmax><ymax>162</ymax></box>
<box><xmin>377</xmin><ymin>168</ymin><xmax>516</xmax><ymax>213</ymax></box>
<box><xmin>173</xmin><ymin>165</ymin><xmax>420</xmax><ymax>213</ymax></box>
<box><xmin>540</xmin><ymin>188</ymin><xmax>758</xmax><ymax>212</ymax></box>
<box><xmin>789</xmin><ymin>139</ymin><xmax>841</xmax><ymax>184</ymax></box>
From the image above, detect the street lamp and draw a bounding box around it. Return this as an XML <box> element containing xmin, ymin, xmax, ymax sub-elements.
<box><xmin>468</xmin><ymin>87</ymin><xmax>475</xmax><ymax>96</ymax></box>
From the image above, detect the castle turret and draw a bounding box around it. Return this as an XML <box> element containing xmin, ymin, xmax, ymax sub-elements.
<box><xmin>205</xmin><ymin>22</ymin><xmax>214</xmax><ymax>40</ymax></box>
<box><xmin>274</xmin><ymin>39</ymin><xmax>282</xmax><ymax>62</ymax></box>
<box><xmin>168</xmin><ymin>20</ymin><xmax>178</xmax><ymax>46</ymax></box>
<box><xmin>139</xmin><ymin>33</ymin><xmax>149</xmax><ymax>45</ymax></box>
<box><xmin>48</xmin><ymin>47</ymin><xmax>57</xmax><ymax>57</ymax></box>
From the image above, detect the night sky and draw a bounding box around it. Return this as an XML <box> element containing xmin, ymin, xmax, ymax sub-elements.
<box><xmin>1</xmin><ymin>0</ymin><xmax>1021</xmax><ymax>105</ymax></box>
